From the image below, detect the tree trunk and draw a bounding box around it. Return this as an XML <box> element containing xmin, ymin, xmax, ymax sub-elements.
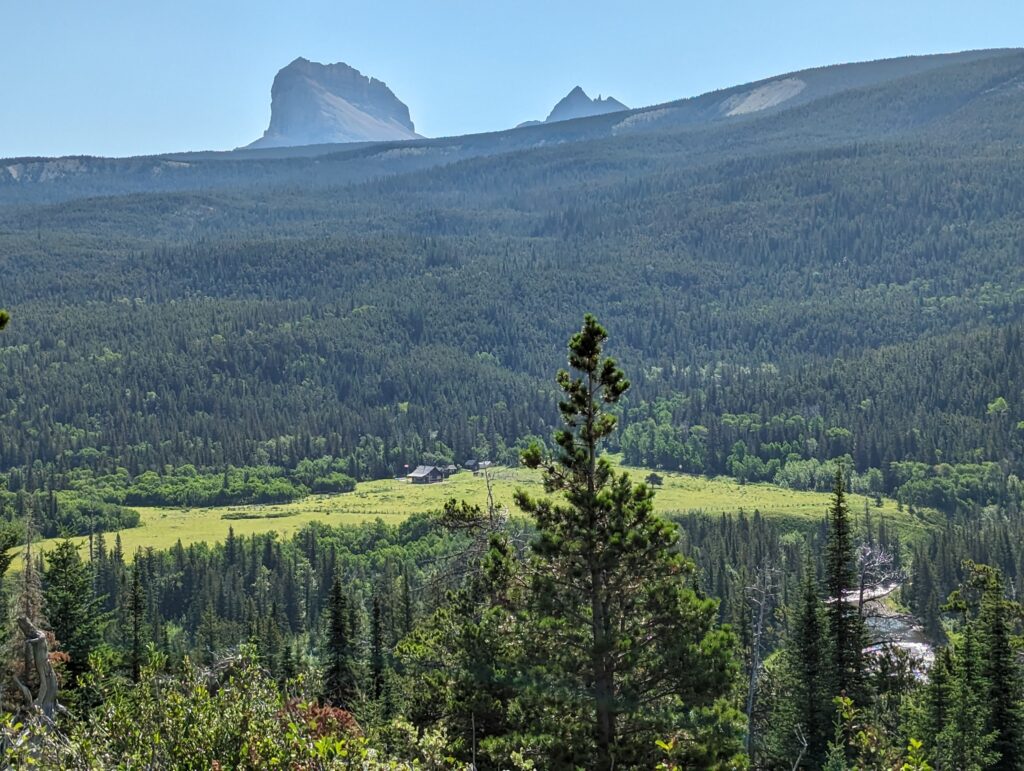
<box><xmin>13</xmin><ymin>617</ymin><xmax>61</xmax><ymax>720</ymax></box>
<box><xmin>591</xmin><ymin>571</ymin><xmax>615</xmax><ymax>770</ymax></box>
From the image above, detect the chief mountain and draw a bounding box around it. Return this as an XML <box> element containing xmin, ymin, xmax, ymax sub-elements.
<box><xmin>248</xmin><ymin>58</ymin><xmax>419</xmax><ymax>148</ymax></box>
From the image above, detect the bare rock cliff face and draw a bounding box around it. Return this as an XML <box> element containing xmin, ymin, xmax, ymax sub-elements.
<box><xmin>249</xmin><ymin>58</ymin><xmax>419</xmax><ymax>148</ymax></box>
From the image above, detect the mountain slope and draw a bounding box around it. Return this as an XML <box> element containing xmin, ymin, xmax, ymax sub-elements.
<box><xmin>4</xmin><ymin>49</ymin><xmax>1024</xmax><ymax>489</ymax></box>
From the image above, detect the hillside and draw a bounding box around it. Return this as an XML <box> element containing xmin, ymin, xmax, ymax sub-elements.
<box><xmin>2</xmin><ymin>49</ymin><xmax>1024</xmax><ymax>524</ymax></box>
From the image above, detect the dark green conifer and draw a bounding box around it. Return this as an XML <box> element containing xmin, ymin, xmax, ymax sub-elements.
<box><xmin>824</xmin><ymin>467</ymin><xmax>866</xmax><ymax>705</ymax></box>
<box><xmin>125</xmin><ymin>566</ymin><xmax>147</xmax><ymax>682</ymax></box>
<box><xmin>323</xmin><ymin>575</ymin><xmax>357</xmax><ymax>708</ymax></box>
<box><xmin>516</xmin><ymin>314</ymin><xmax>743</xmax><ymax>770</ymax></box>
<box><xmin>42</xmin><ymin>539</ymin><xmax>108</xmax><ymax>684</ymax></box>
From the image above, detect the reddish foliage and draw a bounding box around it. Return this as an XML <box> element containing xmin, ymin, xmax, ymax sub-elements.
<box><xmin>284</xmin><ymin>699</ymin><xmax>362</xmax><ymax>739</ymax></box>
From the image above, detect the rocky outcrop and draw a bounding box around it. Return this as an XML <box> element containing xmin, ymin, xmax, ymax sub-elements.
<box><xmin>249</xmin><ymin>58</ymin><xmax>419</xmax><ymax>148</ymax></box>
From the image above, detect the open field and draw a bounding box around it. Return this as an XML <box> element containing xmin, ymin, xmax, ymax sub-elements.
<box><xmin>25</xmin><ymin>461</ymin><xmax>933</xmax><ymax>561</ymax></box>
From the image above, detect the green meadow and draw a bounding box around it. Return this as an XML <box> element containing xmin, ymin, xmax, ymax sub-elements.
<box><xmin>25</xmin><ymin>461</ymin><xmax>932</xmax><ymax>561</ymax></box>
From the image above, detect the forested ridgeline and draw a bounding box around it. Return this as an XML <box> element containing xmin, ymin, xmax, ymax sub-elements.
<box><xmin>5</xmin><ymin>49</ymin><xmax>1024</xmax><ymax>766</ymax></box>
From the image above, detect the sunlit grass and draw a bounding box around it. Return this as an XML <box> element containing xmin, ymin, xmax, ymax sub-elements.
<box><xmin>23</xmin><ymin>459</ymin><xmax>931</xmax><ymax>562</ymax></box>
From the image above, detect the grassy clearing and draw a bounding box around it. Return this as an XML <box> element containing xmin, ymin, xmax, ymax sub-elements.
<box><xmin>24</xmin><ymin>461</ymin><xmax>931</xmax><ymax>561</ymax></box>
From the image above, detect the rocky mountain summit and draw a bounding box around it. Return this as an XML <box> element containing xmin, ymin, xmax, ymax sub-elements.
<box><xmin>546</xmin><ymin>86</ymin><xmax>628</xmax><ymax>122</ymax></box>
<box><xmin>248</xmin><ymin>58</ymin><xmax>419</xmax><ymax>148</ymax></box>
<box><xmin>519</xmin><ymin>86</ymin><xmax>628</xmax><ymax>127</ymax></box>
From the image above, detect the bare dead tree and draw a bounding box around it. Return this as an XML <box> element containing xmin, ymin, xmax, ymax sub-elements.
<box><xmin>855</xmin><ymin>542</ymin><xmax>904</xmax><ymax>617</ymax></box>
<box><xmin>427</xmin><ymin>465</ymin><xmax>517</xmax><ymax>589</ymax></box>
<box><xmin>790</xmin><ymin>726</ymin><xmax>808</xmax><ymax>771</ymax></box>
<box><xmin>12</xmin><ymin>617</ymin><xmax>63</xmax><ymax>721</ymax></box>
<box><xmin>744</xmin><ymin>562</ymin><xmax>781</xmax><ymax>757</ymax></box>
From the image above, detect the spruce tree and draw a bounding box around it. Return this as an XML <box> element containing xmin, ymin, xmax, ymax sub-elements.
<box><xmin>916</xmin><ymin>647</ymin><xmax>951</xmax><ymax>764</ymax></box>
<box><xmin>323</xmin><ymin>575</ymin><xmax>357</xmax><ymax>709</ymax></box>
<box><xmin>976</xmin><ymin>567</ymin><xmax>1024</xmax><ymax>770</ymax></box>
<box><xmin>125</xmin><ymin>566</ymin><xmax>147</xmax><ymax>682</ymax></box>
<box><xmin>516</xmin><ymin>314</ymin><xmax>742</xmax><ymax>770</ymax></box>
<box><xmin>934</xmin><ymin>627</ymin><xmax>997</xmax><ymax>770</ymax></box>
<box><xmin>42</xmin><ymin>539</ymin><xmax>108</xmax><ymax>684</ymax></box>
<box><xmin>370</xmin><ymin>592</ymin><xmax>384</xmax><ymax>701</ymax></box>
<box><xmin>824</xmin><ymin>467</ymin><xmax>866</xmax><ymax>705</ymax></box>
<box><xmin>790</xmin><ymin>557</ymin><xmax>831</xmax><ymax>766</ymax></box>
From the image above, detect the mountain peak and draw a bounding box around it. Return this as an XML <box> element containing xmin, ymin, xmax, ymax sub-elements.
<box><xmin>248</xmin><ymin>59</ymin><xmax>419</xmax><ymax>149</ymax></box>
<box><xmin>543</xmin><ymin>86</ymin><xmax>628</xmax><ymax>124</ymax></box>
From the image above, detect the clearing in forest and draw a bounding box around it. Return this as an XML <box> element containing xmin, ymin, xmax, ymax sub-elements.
<box><xmin>27</xmin><ymin>462</ymin><xmax>930</xmax><ymax>560</ymax></box>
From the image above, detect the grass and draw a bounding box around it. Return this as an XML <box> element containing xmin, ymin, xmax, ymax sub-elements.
<box><xmin>24</xmin><ymin>459</ymin><xmax>933</xmax><ymax>561</ymax></box>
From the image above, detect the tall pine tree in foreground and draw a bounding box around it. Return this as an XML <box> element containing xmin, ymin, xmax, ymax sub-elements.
<box><xmin>516</xmin><ymin>314</ymin><xmax>742</xmax><ymax>770</ymax></box>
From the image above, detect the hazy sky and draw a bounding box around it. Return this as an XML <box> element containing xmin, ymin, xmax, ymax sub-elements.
<box><xmin>3</xmin><ymin>0</ymin><xmax>1023</xmax><ymax>158</ymax></box>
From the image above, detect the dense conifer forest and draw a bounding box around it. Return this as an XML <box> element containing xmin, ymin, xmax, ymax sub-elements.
<box><xmin>4</xmin><ymin>48</ymin><xmax>1024</xmax><ymax>767</ymax></box>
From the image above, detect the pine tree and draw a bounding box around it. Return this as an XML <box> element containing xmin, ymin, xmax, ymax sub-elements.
<box><xmin>516</xmin><ymin>315</ymin><xmax>742</xmax><ymax>770</ymax></box>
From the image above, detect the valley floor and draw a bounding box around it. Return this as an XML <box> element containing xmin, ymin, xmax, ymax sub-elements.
<box><xmin>26</xmin><ymin>461</ymin><xmax>930</xmax><ymax>560</ymax></box>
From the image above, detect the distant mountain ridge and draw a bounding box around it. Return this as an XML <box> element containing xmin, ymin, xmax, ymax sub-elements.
<box><xmin>248</xmin><ymin>58</ymin><xmax>419</xmax><ymax>148</ymax></box>
<box><xmin>2</xmin><ymin>48</ymin><xmax>1022</xmax><ymax>201</ymax></box>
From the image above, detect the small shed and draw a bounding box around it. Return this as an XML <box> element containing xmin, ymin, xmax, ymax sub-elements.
<box><xmin>441</xmin><ymin>464</ymin><xmax>458</xmax><ymax>478</ymax></box>
<box><xmin>408</xmin><ymin>465</ymin><xmax>443</xmax><ymax>484</ymax></box>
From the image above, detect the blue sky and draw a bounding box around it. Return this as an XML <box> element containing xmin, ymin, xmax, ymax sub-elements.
<box><xmin>2</xmin><ymin>0</ymin><xmax>1022</xmax><ymax>157</ymax></box>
